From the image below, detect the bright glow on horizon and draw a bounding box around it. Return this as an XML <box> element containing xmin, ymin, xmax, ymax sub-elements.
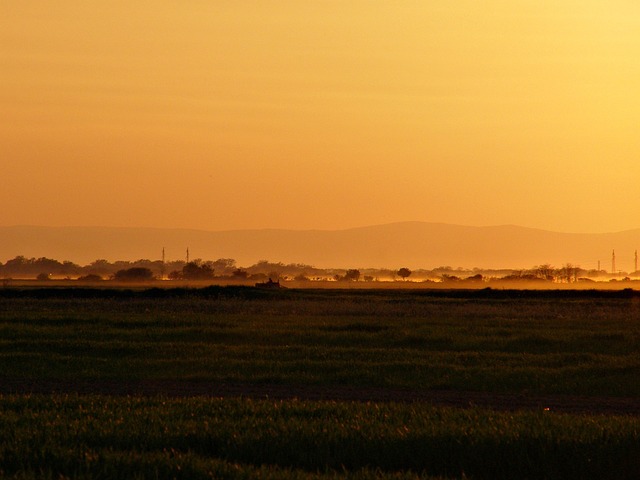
<box><xmin>2</xmin><ymin>1</ymin><xmax>640</xmax><ymax>234</ymax></box>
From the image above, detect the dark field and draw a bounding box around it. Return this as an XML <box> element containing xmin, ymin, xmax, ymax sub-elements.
<box><xmin>1</xmin><ymin>287</ymin><xmax>640</xmax><ymax>479</ymax></box>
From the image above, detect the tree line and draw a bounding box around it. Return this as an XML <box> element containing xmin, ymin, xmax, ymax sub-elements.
<box><xmin>0</xmin><ymin>256</ymin><xmax>335</xmax><ymax>282</ymax></box>
<box><xmin>0</xmin><ymin>255</ymin><xmax>631</xmax><ymax>283</ymax></box>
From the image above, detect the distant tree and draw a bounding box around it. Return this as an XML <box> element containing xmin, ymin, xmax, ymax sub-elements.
<box><xmin>36</xmin><ymin>273</ymin><xmax>51</xmax><ymax>281</ymax></box>
<box><xmin>213</xmin><ymin>258</ymin><xmax>237</xmax><ymax>276</ymax></box>
<box><xmin>440</xmin><ymin>274</ymin><xmax>460</xmax><ymax>282</ymax></box>
<box><xmin>3</xmin><ymin>256</ymin><xmax>53</xmax><ymax>276</ymax></box>
<box><xmin>533</xmin><ymin>264</ymin><xmax>555</xmax><ymax>281</ymax></box>
<box><xmin>502</xmin><ymin>273</ymin><xmax>540</xmax><ymax>282</ymax></box>
<box><xmin>87</xmin><ymin>259</ymin><xmax>112</xmax><ymax>276</ymax></box>
<box><xmin>168</xmin><ymin>270</ymin><xmax>182</xmax><ymax>280</ymax></box>
<box><xmin>77</xmin><ymin>274</ymin><xmax>103</xmax><ymax>282</ymax></box>
<box><xmin>232</xmin><ymin>268</ymin><xmax>248</xmax><ymax>279</ymax></box>
<box><xmin>5</xmin><ymin>256</ymin><xmax>28</xmax><ymax>268</ymax></box>
<box><xmin>465</xmin><ymin>274</ymin><xmax>483</xmax><ymax>282</ymax></box>
<box><xmin>432</xmin><ymin>266</ymin><xmax>453</xmax><ymax>273</ymax></box>
<box><xmin>249</xmin><ymin>273</ymin><xmax>268</xmax><ymax>282</ymax></box>
<box><xmin>165</xmin><ymin>261</ymin><xmax>186</xmax><ymax>276</ymax></box>
<box><xmin>34</xmin><ymin>257</ymin><xmax>64</xmax><ymax>273</ymax></box>
<box><xmin>61</xmin><ymin>260</ymin><xmax>81</xmax><ymax>275</ymax></box>
<box><xmin>90</xmin><ymin>259</ymin><xmax>110</xmax><ymax>267</ymax></box>
<box><xmin>397</xmin><ymin>267</ymin><xmax>412</xmax><ymax>281</ymax></box>
<box><xmin>113</xmin><ymin>267</ymin><xmax>154</xmax><ymax>282</ymax></box>
<box><xmin>577</xmin><ymin>277</ymin><xmax>595</xmax><ymax>283</ymax></box>
<box><xmin>558</xmin><ymin>263</ymin><xmax>581</xmax><ymax>283</ymax></box>
<box><xmin>182</xmin><ymin>262</ymin><xmax>214</xmax><ymax>280</ymax></box>
<box><xmin>344</xmin><ymin>269</ymin><xmax>361</xmax><ymax>281</ymax></box>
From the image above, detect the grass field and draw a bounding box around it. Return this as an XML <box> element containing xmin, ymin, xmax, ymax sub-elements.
<box><xmin>2</xmin><ymin>395</ymin><xmax>640</xmax><ymax>480</ymax></box>
<box><xmin>1</xmin><ymin>287</ymin><xmax>640</xmax><ymax>478</ymax></box>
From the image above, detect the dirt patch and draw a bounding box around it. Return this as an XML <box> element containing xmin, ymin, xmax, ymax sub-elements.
<box><xmin>1</xmin><ymin>379</ymin><xmax>639</xmax><ymax>416</ymax></box>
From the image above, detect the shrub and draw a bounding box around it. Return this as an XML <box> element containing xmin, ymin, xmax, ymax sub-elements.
<box><xmin>113</xmin><ymin>267</ymin><xmax>154</xmax><ymax>282</ymax></box>
<box><xmin>77</xmin><ymin>274</ymin><xmax>103</xmax><ymax>282</ymax></box>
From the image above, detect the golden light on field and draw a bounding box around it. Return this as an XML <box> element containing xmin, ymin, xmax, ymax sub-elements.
<box><xmin>2</xmin><ymin>1</ymin><xmax>639</xmax><ymax>233</ymax></box>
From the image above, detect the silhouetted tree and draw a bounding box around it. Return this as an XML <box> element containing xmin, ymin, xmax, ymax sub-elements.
<box><xmin>168</xmin><ymin>270</ymin><xmax>182</xmax><ymax>280</ymax></box>
<box><xmin>213</xmin><ymin>258</ymin><xmax>237</xmax><ymax>276</ymax></box>
<box><xmin>344</xmin><ymin>269</ymin><xmax>361</xmax><ymax>281</ymax></box>
<box><xmin>2</xmin><ymin>256</ymin><xmax>80</xmax><ymax>276</ymax></box>
<box><xmin>61</xmin><ymin>261</ymin><xmax>80</xmax><ymax>275</ymax></box>
<box><xmin>232</xmin><ymin>268</ymin><xmax>248</xmax><ymax>279</ymax></box>
<box><xmin>87</xmin><ymin>259</ymin><xmax>111</xmax><ymax>276</ymax></box>
<box><xmin>113</xmin><ymin>267</ymin><xmax>154</xmax><ymax>282</ymax></box>
<box><xmin>249</xmin><ymin>273</ymin><xmax>268</xmax><ymax>282</ymax></box>
<box><xmin>440</xmin><ymin>274</ymin><xmax>460</xmax><ymax>282</ymax></box>
<box><xmin>397</xmin><ymin>267</ymin><xmax>412</xmax><ymax>281</ymax></box>
<box><xmin>558</xmin><ymin>263</ymin><xmax>581</xmax><ymax>283</ymax></box>
<box><xmin>77</xmin><ymin>274</ymin><xmax>102</xmax><ymax>282</ymax></box>
<box><xmin>465</xmin><ymin>274</ymin><xmax>483</xmax><ymax>282</ymax></box>
<box><xmin>533</xmin><ymin>264</ymin><xmax>555</xmax><ymax>281</ymax></box>
<box><xmin>182</xmin><ymin>262</ymin><xmax>215</xmax><ymax>280</ymax></box>
<box><xmin>499</xmin><ymin>273</ymin><xmax>540</xmax><ymax>282</ymax></box>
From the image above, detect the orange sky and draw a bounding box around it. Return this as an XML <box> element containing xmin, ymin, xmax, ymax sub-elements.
<box><xmin>2</xmin><ymin>1</ymin><xmax>639</xmax><ymax>233</ymax></box>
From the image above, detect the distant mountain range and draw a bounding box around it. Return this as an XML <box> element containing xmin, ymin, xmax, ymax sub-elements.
<box><xmin>2</xmin><ymin>223</ymin><xmax>640</xmax><ymax>271</ymax></box>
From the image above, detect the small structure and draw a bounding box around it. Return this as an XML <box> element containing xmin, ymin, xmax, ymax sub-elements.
<box><xmin>255</xmin><ymin>278</ymin><xmax>282</xmax><ymax>288</ymax></box>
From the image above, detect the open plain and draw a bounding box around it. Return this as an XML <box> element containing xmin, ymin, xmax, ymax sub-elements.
<box><xmin>1</xmin><ymin>286</ymin><xmax>640</xmax><ymax>479</ymax></box>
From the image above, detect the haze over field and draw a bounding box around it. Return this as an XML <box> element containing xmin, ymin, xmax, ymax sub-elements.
<box><xmin>2</xmin><ymin>2</ymin><xmax>639</xmax><ymax>252</ymax></box>
<box><xmin>2</xmin><ymin>223</ymin><xmax>640</xmax><ymax>271</ymax></box>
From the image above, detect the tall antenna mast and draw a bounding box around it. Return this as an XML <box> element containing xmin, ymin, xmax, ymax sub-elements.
<box><xmin>161</xmin><ymin>247</ymin><xmax>166</xmax><ymax>280</ymax></box>
<box><xmin>186</xmin><ymin>248</ymin><xmax>190</xmax><ymax>264</ymax></box>
<box><xmin>635</xmin><ymin>250</ymin><xmax>638</xmax><ymax>273</ymax></box>
<box><xmin>612</xmin><ymin>250</ymin><xmax>616</xmax><ymax>275</ymax></box>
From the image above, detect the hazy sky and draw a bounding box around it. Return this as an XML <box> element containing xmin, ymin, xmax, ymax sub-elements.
<box><xmin>2</xmin><ymin>1</ymin><xmax>639</xmax><ymax>233</ymax></box>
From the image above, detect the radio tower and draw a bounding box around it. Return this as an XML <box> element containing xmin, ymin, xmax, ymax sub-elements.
<box><xmin>635</xmin><ymin>250</ymin><xmax>638</xmax><ymax>274</ymax></box>
<box><xmin>612</xmin><ymin>250</ymin><xmax>616</xmax><ymax>275</ymax></box>
<box><xmin>161</xmin><ymin>247</ymin><xmax>166</xmax><ymax>280</ymax></box>
<box><xmin>186</xmin><ymin>248</ymin><xmax>190</xmax><ymax>264</ymax></box>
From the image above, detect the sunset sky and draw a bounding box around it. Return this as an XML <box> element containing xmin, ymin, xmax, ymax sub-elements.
<box><xmin>2</xmin><ymin>1</ymin><xmax>640</xmax><ymax>234</ymax></box>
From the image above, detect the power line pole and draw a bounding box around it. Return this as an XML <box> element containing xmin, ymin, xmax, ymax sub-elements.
<box><xmin>160</xmin><ymin>247</ymin><xmax>166</xmax><ymax>280</ymax></box>
<box><xmin>186</xmin><ymin>248</ymin><xmax>190</xmax><ymax>264</ymax></box>
<box><xmin>635</xmin><ymin>250</ymin><xmax>638</xmax><ymax>273</ymax></box>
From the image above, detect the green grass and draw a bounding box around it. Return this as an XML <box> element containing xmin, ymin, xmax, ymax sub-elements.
<box><xmin>1</xmin><ymin>395</ymin><xmax>639</xmax><ymax>480</ymax></box>
<box><xmin>2</xmin><ymin>287</ymin><xmax>640</xmax><ymax>478</ymax></box>
<box><xmin>1</xmin><ymin>288</ymin><xmax>640</xmax><ymax>395</ymax></box>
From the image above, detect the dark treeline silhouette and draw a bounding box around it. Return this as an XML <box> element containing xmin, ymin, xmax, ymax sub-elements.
<box><xmin>0</xmin><ymin>256</ymin><xmax>634</xmax><ymax>283</ymax></box>
<box><xmin>0</xmin><ymin>256</ymin><xmax>169</xmax><ymax>280</ymax></box>
<box><xmin>0</xmin><ymin>256</ymin><xmax>331</xmax><ymax>282</ymax></box>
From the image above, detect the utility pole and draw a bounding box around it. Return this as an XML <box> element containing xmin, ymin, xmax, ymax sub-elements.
<box><xmin>636</xmin><ymin>250</ymin><xmax>638</xmax><ymax>273</ymax></box>
<box><xmin>598</xmin><ymin>260</ymin><xmax>600</xmax><ymax>272</ymax></box>
<box><xmin>186</xmin><ymin>248</ymin><xmax>190</xmax><ymax>264</ymax></box>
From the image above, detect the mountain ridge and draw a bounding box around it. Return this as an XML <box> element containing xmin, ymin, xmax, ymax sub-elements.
<box><xmin>1</xmin><ymin>223</ymin><xmax>639</xmax><ymax>271</ymax></box>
